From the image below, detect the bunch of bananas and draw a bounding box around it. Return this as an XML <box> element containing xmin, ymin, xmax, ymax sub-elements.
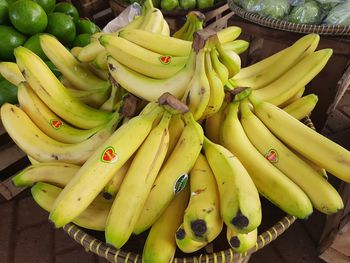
<box><xmin>1</xmin><ymin>0</ymin><xmax>350</xmax><ymax>261</ymax></box>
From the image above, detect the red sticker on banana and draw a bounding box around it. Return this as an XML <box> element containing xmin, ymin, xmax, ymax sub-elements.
<box><xmin>265</xmin><ymin>149</ymin><xmax>278</xmax><ymax>163</ymax></box>
<box><xmin>101</xmin><ymin>146</ymin><xmax>118</xmax><ymax>163</ymax></box>
<box><xmin>50</xmin><ymin>119</ymin><xmax>63</xmax><ymax>129</ymax></box>
<box><xmin>159</xmin><ymin>55</ymin><xmax>172</xmax><ymax>65</ymax></box>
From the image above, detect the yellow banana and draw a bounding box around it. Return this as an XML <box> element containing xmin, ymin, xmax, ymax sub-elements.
<box><xmin>222</xmin><ymin>40</ymin><xmax>249</xmax><ymax>55</ymax></box>
<box><xmin>214</xmin><ymin>36</ymin><xmax>240</xmax><ymax>78</ymax></box>
<box><xmin>278</xmin><ymin>86</ymin><xmax>305</xmax><ymax>108</ymax></box>
<box><xmin>0</xmin><ymin>61</ymin><xmax>25</xmax><ymax>85</ymax></box>
<box><xmin>217</xmin><ymin>26</ymin><xmax>242</xmax><ymax>43</ymax></box>
<box><xmin>173</xmin><ymin>11</ymin><xmax>204</xmax><ymax>41</ymax></box>
<box><xmin>142</xmin><ymin>184</ymin><xmax>190</xmax><ymax>263</ymax></box>
<box><xmin>133</xmin><ymin>111</ymin><xmax>203</xmax><ymax>234</ymax></box>
<box><xmin>165</xmin><ymin>114</ymin><xmax>185</xmax><ymax>161</ymax></box>
<box><xmin>91</xmin><ymin>50</ymin><xmax>108</xmax><ymax>70</ymax></box>
<box><xmin>204</xmin><ymin>100</ymin><xmax>227</xmax><ymax>143</ymax></box>
<box><xmin>210</xmin><ymin>47</ymin><xmax>229</xmax><ymax>86</ymax></box>
<box><xmin>226</xmin><ymin>227</ymin><xmax>257</xmax><ymax>253</ymax></box>
<box><xmin>70</xmin><ymin>46</ymin><xmax>83</xmax><ymax>58</ymax></box>
<box><xmin>220</xmin><ymin>101</ymin><xmax>313</xmax><ymax>219</ymax></box>
<box><xmin>283</xmin><ymin>94</ymin><xmax>318</xmax><ymax>120</ymax></box>
<box><xmin>105</xmin><ymin>111</ymin><xmax>171</xmax><ymax>248</ymax></box>
<box><xmin>161</xmin><ymin>18</ymin><xmax>170</xmax><ymax>36</ymax></box>
<box><xmin>66</xmin><ymin>87</ymin><xmax>110</xmax><ymax>108</ymax></box>
<box><xmin>143</xmin><ymin>8</ymin><xmax>165</xmax><ymax>34</ymax></box>
<box><xmin>12</xmin><ymin>162</ymin><xmax>79</xmax><ymax>187</ymax></box>
<box><xmin>77</xmin><ymin>40</ymin><xmax>106</xmax><ymax>63</ymax></box>
<box><xmin>49</xmin><ymin>105</ymin><xmax>163</xmax><ymax>227</ymax></box>
<box><xmin>183</xmin><ymin>153</ymin><xmax>223</xmax><ymax>242</ymax></box>
<box><xmin>15</xmin><ymin>46</ymin><xmax>114</xmax><ymax>129</ymax></box>
<box><xmin>175</xmin><ymin>224</ymin><xmax>207</xmax><ymax>253</ymax></box>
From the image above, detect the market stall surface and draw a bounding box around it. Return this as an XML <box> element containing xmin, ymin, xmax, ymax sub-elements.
<box><xmin>0</xmin><ymin>187</ymin><xmax>326</xmax><ymax>263</ymax></box>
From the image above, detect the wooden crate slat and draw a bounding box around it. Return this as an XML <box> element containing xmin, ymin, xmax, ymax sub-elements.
<box><xmin>0</xmin><ymin>143</ymin><xmax>26</xmax><ymax>171</ymax></box>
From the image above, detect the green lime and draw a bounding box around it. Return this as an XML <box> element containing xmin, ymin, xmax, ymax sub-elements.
<box><xmin>0</xmin><ymin>78</ymin><xmax>18</xmax><ymax>105</ymax></box>
<box><xmin>54</xmin><ymin>2</ymin><xmax>79</xmax><ymax>25</ymax></box>
<box><xmin>0</xmin><ymin>0</ymin><xmax>9</xmax><ymax>24</ymax></box>
<box><xmin>46</xmin><ymin>12</ymin><xmax>76</xmax><ymax>44</ymax></box>
<box><xmin>44</xmin><ymin>60</ymin><xmax>61</xmax><ymax>77</ymax></box>
<box><xmin>33</xmin><ymin>0</ymin><xmax>56</xmax><ymax>13</ymax></box>
<box><xmin>73</xmin><ymin>33</ymin><xmax>91</xmax><ymax>47</ymax></box>
<box><xmin>24</xmin><ymin>33</ymin><xmax>48</xmax><ymax>60</ymax></box>
<box><xmin>76</xmin><ymin>18</ymin><xmax>100</xmax><ymax>34</ymax></box>
<box><xmin>9</xmin><ymin>0</ymin><xmax>48</xmax><ymax>35</ymax></box>
<box><xmin>0</xmin><ymin>25</ymin><xmax>26</xmax><ymax>60</ymax></box>
<box><xmin>161</xmin><ymin>0</ymin><xmax>179</xmax><ymax>10</ymax></box>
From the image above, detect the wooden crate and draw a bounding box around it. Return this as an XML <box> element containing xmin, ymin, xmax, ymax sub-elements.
<box><xmin>69</xmin><ymin>0</ymin><xmax>110</xmax><ymax>19</ymax></box>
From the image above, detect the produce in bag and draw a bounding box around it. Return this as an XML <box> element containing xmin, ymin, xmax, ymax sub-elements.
<box><xmin>323</xmin><ymin>2</ymin><xmax>350</xmax><ymax>25</ymax></box>
<box><xmin>287</xmin><ymin>0</ymin><xmax>322</xmax><ymax>24</ymax></box>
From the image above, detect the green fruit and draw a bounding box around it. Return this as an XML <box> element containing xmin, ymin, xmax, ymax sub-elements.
<box><xmin>0</xmin><ymin>0</ymin><xmax>9</xmax><ymax>24</ymax></box>
<box><xmin>161</xmin><ymin>0</ymin><xmax>179</xmax><ymax>10</ymax></box>
<box><xmin>0</xmin><ymin>25</ymin><xmax>26</xmax><ymax>60</ymax></box>
<box><xmin>33</xmin><ymin>0</ymin><xmax>56</xmax><ymax>13</ymax></box>
<box><xmin>44</xmin><ymin>60</ymin><xmax>61</xmax><ymax>77</ymax></box>
<box><xmin>54</xmin><ymin>2</ymin><xmax>79</xmax><ymax>25</ymax></box>
<box><xmin>76</xmin><ymin>18</ymin><xmax>100</xmax><ymax>34</ymax></box>
<box><xmin>24</xmin><ymin>33</ymin><xmax>48</xmax><ymax>60</ymax></box>
<box><xmin>179</xmin><ymin>0</ymin><xmax>196</xmax><ymax>9</ymax></box>
<box><xmin>9</xmin><ymin>0</ymin><xmax>48</xmax><ymax>35</ymax></box>
<box><xmin>0</xmin><ymin>78</ymin><xmax>18</xmax><ymax>106</ymax></box>
<box><xmin>46</xmin><ymin>12</ymin><xmax>76</xmax><ymax>44</ymax></box>
<box><xmin>73</xmin><ymin>33</ymin><xmax>91</xmax><ymax>47</ymax></box>
<box><xmin>197</xmin><ymin>0</ymin><xmax>214</xmax><ymax>9</ymax></box>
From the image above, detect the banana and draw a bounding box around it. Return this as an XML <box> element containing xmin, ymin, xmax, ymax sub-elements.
<box><xmin>173</xmin><ymin>11</ymin><xmax>204</xmax><ymax>41</ymax></box>
<box><xmin>133</xmin><ymin>111</ymin><xmax>203</xmax><ymax>234</ymax></box>
<box><xmin>49</xmin><ymin>105</ymin><xmax>163</xmax><ymax>228</ymax></box>
<box><xmin>0</xmin><ymin>61</ymin><xmax>25</xmax><ymax>85</ymax></box>
<box><xmin>1</xmin><ymin>103</ymin><xmax>120</xmax><ymax>164</ymax></box>
<box><xmin>183</xmin><ymin>153</ymin><xmax>223</xmax><ymax>242</ymax></box>
<box><xmin>40</xmin><ymin>34</ymin><xmax>111</xmax><ymax>92</ymax></box>
<box><xmin>122</xmin><ymin>14</ymin><xmax>144</xmax><ymax>31</ymax></box>
<box><xmin>103</xmin><ymin>157</ymin><xmax>133</xmax><ymax>198</ymax></box>
<box><xmin>66</xmin><ymin>87</ymin><xmax>110</xmax><ymax>108</ymax></box>
<box><xmin>161</xmin><ymin>18</ymin><xmax>170</xmax><ymax>36</ymax></box>
<box><xmin>251</xmin><ymin>98</ymin><xmax>350</xmax><ymax>183</ymax></box>
<box><xmin>282</xmin><ymin>94</ymin><xmax>318</xmax><ymax>120</ymax></box>
<box><xmin>107</xmin><ymin>50</ymin><xmax>195</xmax><ymax>101</ymax></box>
<box><xmin>222</xmin><ymin>40</ymin><xmax>249</xmax><ymax>55</ymax></box>
<box><xmin>175</xmin><ymin>224</ymin><xmax>207</xmax><ymax>253</ymax></box>
<box><xmin>144</xmin><ymin>9</ymin><xmax>165</xmax><ymax>34</ymax></box>
<box><xmin>119</xmin><ymin>29</ymin><xmax>192</xmax><ymax>57</ymax></box>
<box><xmin>226</xmin><ymin>227</ymin><xmax>257</xmax><ymax>253</ymax></box>
<box><xmin>15</xmin><ymin>46</ymin><xmax>114</xmax><ymax>129</ymax></box>
<box><xmin>251</xmin><ymin>49</ymin><xmax>333</xmax><ymax>106</ymax></box>
<box><xmin>28</xmin><ymin>155</ymin><xmax>40</xmax><ymax>164</ymax></box>
<box><xmin>99</xmin><ymin>85</ymin><xmax>121</xmax><ymax>112</ymax></box>
<box><xmin>31</xmin><ymin>182</ymin><xmax>112</xmax><ymax>231</ymax></box>
<box><xmin>210</xmin><ymin>47</ymin><xmax>229</xmax><ymax>85</ymax></box>
<box><xmin>85</xmin><ymin>63</ymin><xmax>109</xmax><ymax>81</ymax></box>
<box><xmin>182</xmin><ymin>48</ymin><xmax>210</xmax><ymax>120</ymax></box>
<box><xmin>202</xmin><ymin>50</ymin><xmax>225</xmax><ymax>117</ymax></box>
<box><xmin>240</xmin><ymin>100</ymin><xmax>343</xmax><ymax>214</ymax></box>
<box><xmin>70</xmin><ymin>46</ymin><xmax>83</xmax><ymax>58</ymax></box>
<box><xmin>165</xmin><ymin>114</ymin><xmax>185</xmax><ymax>161</ymax></box>
<box><xmin>220</xmin><ymin>101</ymin><xmax>313</xmax><ymax>219</ymax></box>
<box><xmin>203</xmin><ymin>137</ymin><xmax>261</xmax><ymax>233</ymax></box>
<box><xmin>142</xmin><ymin>184</ymin><xmax>190</xmax><ymax>263</ymax></box>
<box><xmin>77</xmin><ymin>40</ymin><xmax>106</xmax><ymax>63</ymax></box>
<box><xmin>204</xmin><ymin>101</ymin><xmax>226</xmax><ymax>144</ymax></box>
<box><xmin>17</xmin><ymin>83</ymin><xmax>109</xmax><ymax>144</ymax></box>
<box><xmin>278</xmin><ymin>87</ymin><xmax>305</xmax><ymax>108</ymax></box>
<box><xmin>173</xmin><ymin>17</ymin><xmax>190</xmax><ymax>39</ymax></box>
<box><xmin>12</xmin><ymin>162</ymin><xmax>79</xmax><ymax>187</ymax></box>
<box><xmin>91</xmin><ymin>50</ymin><xmax>108</xmax><ymax>70</ymax></box>
<box><xmin>105</xmin><ymin>111</ymin><xmax>171</xmax><ymax>248</ymax></box>
<box><xmin>217</xmin><ymin>26</ymin><xmax>242</xmax><ymax>43</ymax></box>
<box><xmin>231</xmin><ymin>34</ymin><xmax>320</xmax><ymax>89</ymax></box>
<box><xmin>100</xmin><ymin>35</ymin><xmax>187</xmax><ymax>79</ymax></box>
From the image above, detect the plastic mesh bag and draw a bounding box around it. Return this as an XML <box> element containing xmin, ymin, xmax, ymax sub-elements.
<box><xmin>323</xmin><ymin>2</ymin><xmax>350</xmax><ymax>25</ymax></box>
<box><xmin>287</xmin><ymin>0</ymin><xmax>323</xmax><ymax>24</ymax></box>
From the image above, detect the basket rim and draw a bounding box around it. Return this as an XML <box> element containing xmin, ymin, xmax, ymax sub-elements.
<box><xmin>110</xmin><ymin>0</ymin><xmax>227</xmax><ymax>17</ymax></box>
<box><xmin>228</xmin><ymin>1</ymin><xmax>350</xmax><ymax>36</ymax></box>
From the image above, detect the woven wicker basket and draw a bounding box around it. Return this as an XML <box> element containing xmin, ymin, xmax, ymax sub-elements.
<box><xmin>228</xmin><ymin>1</ymin><xmax>350</xmax><ymax>36</ymax></box>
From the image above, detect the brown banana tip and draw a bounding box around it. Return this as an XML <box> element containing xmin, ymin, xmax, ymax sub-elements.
<box><xmin>176</xmin><ymin>228</ymin><xmax>186</xmax><ymax>240</ymax></box>
<box><xmin>231</xmin><ymin>213</ymin><xmax>249</xmax><ymax>229</ymax></box>
<box><xmin>229</xmin><ymin>236</ymin><xmax>241</xmax><ymax>248</ymax></box>
<box><xmin>102</xmin><ymin>192</ymin><xmax>113</xmax><ymax>200</ymax></box>
<box><xmin>158</xmin><ymin>92</ymin><xmax>189</xmax><ymax>114</ymax></box>
<box><xmin>192</xmin><ymin>29</ymin><xmax>217</xmax><ymax>52</ymax></box>
<box><xmin>191</xmin><ymin>11</ymin><xmax>206</xmax><ymax>21</ymax></box>
<box><xmin>121</xmin><ymin>93</ymin><xmax>142</xmax><ymax>118</ymax></box>
<box><xmin>191</xmin><ymin>219</ymin><xmax>207</xmax><ymax>237</ymax></box>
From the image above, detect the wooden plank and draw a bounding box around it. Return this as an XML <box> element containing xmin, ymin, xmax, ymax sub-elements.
<box><xmin>0</xmin><ymin>175</ymin><xmax>26</xmax><ymax>200</ymax></box>
<box><xmin>324</xmin><ymin>109</ymin><xmax>350</xmax><ymax>133</ymax></box>
<box><xmin>332</xmin><ymin>222</ymin><xmax>350</xmax><ymax>257</ymax></box>
<box><xmin>337</xmin><ymin>91</ymin><xmax>350</xmax><ymax>118</ymax></box>
<box><xmin>319</xmin><ymin>247</ymin><xmax>350</xmax><ymax>263</ymax></box>
<box><xmin>0</xmin><ymin>143</ymin><xmax>26</xmax><ymax>172</ymax></box>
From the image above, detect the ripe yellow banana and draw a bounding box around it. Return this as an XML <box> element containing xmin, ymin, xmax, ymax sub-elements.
<box><xmin>49</xmin><ymin>105</ymin><xmax>163</xmax><ymax>227</ymax></box>
<box><xmin>107</xmin><ymin>50</ymin><xmax>195</xmax><ymax>101</ymax></box>
<box><xmin>226</xmin><ymin>227</ymin><xmax>257</xmax><ymax>253</ymax></box>
<box><xmin>165</xmin><ymin>114</ymin><xmax>185</xmax><ymax>161</ymax></box>
<box><xmin>77</xmin><ymin>40</ymin><xmax>106</xmax><ymax>63</ymax></box>
<box><xmin>203</xmin><ymin>137</ymin><xmax>261</xmax><ymax>234</ymax></box>
<box><xmin>105</xmin><ymin>111</ymin><xmax>171</xmax><ymax>248</ymax></box>
<box><xmin>12</xmin><ymin>162</ymin><xmax>79</xmax><ymax>187</ymax></box>
<box><xmin>204</xmin><ymin>100</ymin><xmax>227</xmax><ymax>144</ymax></box>
<box><xmin>175</xmin><ymin>224</ymin><xmax>207</xmax><ymax>253</ymax></box>
<box><xmin>143</xmin><ymin>184</ymin><xmax>190</xmax><ymax>263</ymax></box>
<box><xmin>40</xmin><ymin>34</ymin><xmax>111</xmax><ymax>92</ymax></box>
<box><xmin>15</xmin><ymin>46</ymin><xmax>114</xmax><ymax>129</ymax></box>
<box><xmin>133</xmin><ymin>111</ymin><xmax>203</xmax><ymax>234</ymax></box>
<box><xmin>217</xmin><ymin>26</ymin><xmax>242</xmax><ymax>43</ymax></box>
<box><xmin>31</xmin><ymin>182</ymin><xmax>112</xmax><ymax>231</ymax></box>
<box><xmin>183</xmin><ymin>153</ymin><xmax>223</xmax><ymax>242</ymax></box>
<box><xmin>17</xmin><ymin>83</ymin><xmax>109</xmax><ymax>143</ymax></box>
<box><xmin>1</xmin><ymin>103</ymin><xmax>120</xmax><ymax>164</ymax></box>
<box><xmin>252</xmin><ymin>49</ymin><xmax>333</xmax><ymax>106</ymax></box>
<box><xmin>283</xmin><ymin>94</ymin><xmax>318</xmax><ymax>120</ymax></box>
<box><xmin>70</xmin><ymin>46</ymin><xmax>83</xmax><ymax>58</ymax></box>
<box><xmin>240</xmin><ymin>100</ymin><xmax>343</xmax><ymax>214</ymax></box>
<box><xmin>100</xmin><ymin>35</ymin><xmax>187</xmax><ymax>79</ymax></box>
<box><xmin>91</xmin><ymin>50</ymin><xmax>108</xmax><ymax>70</ymax></box>
<box><xmin>0</xmin><ymin>61</ymin><xmax>25</xmax><ymax>85</ymax></box>
<box><xmin>66</xmin><ymin>86</ymin><xmax>110</xmax><ymax>108</ymax></box>
<box><xmin>182</xmin><ymin>48</ymin><xmax>210</xmax><ymax>120</ymax></box>
<box><xmin>222</xmin><ymin>40</ymin><xmax>249</xmax><ymax>55</ymax></box>
<box><xmin>214</xmin><ymin>37</ymin><xmax>240</xmax><ymax>78</ymax></box>
<box><xmin>210</xmin><ymin>47</ymin><xmax>229</xmax><ymax>85</ymax></box>
<box><xmin>278</xmin><ymin>86</ymin><xmax>305</xmax><ymax>108</ymax></box>
<box><xmin>220</xmin><ymin>101</ymin><xmax>313</xmax><ymax>219</ymax></box>
<box><xmin>173</xmin><ymin>11</ymin><xmax>204</xmax><ymax>41</ymax></box>
<box><xmin>251</xmin><ymin>98</ymin><xmax>350</xmax><ymax>183</ymax></box>
<box><xmin>161</xmin><ymin>18</ymin><xmax>170</xmax><ymax>36</ymax></box>
<box><xmin>143</xmin><ymin>8</ymin><xmax>165</xmax><ymax>34</ymax></box>
<box><xmin>231</xmin><ymin>34</ymin><xmax>320</xmax><ymax>89</ymax></box>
